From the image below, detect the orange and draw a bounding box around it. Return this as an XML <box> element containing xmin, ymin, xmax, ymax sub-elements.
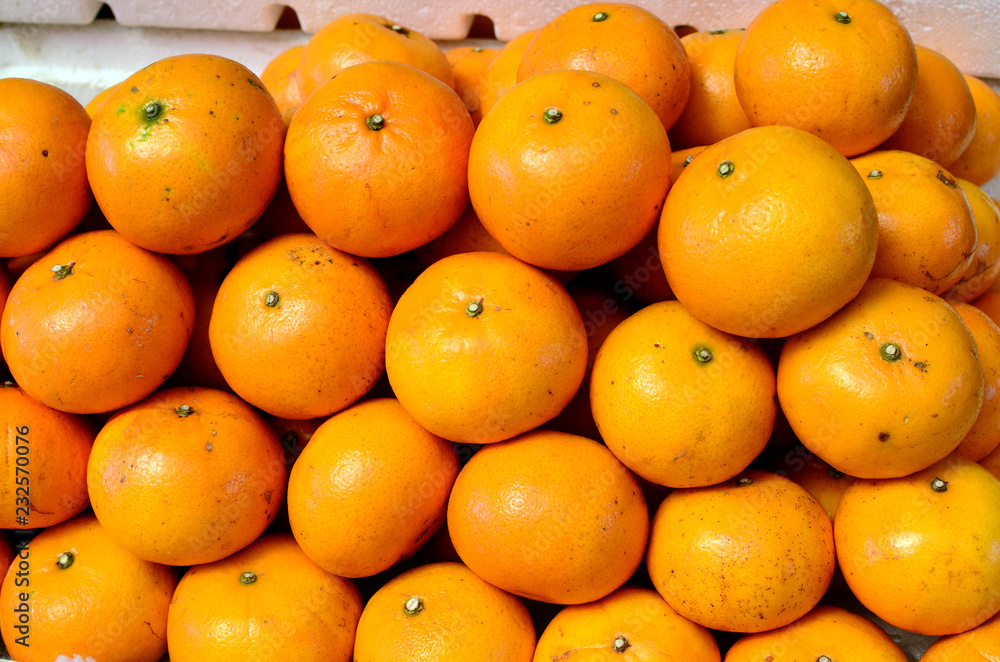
<box><xmin>648</xmin><ymin>469</ymin><xmax>835</xmax><ymax>633</ymax></box>
<box><xmin>921</xmin><ymin>613</ymin><xmax>1000</xmax><ymax>661</ymax></box>
<box><xmin>287</xmin><ymin>398</ymin><xmax>459</xmax><ymax>578</ymax></box>
<box><xmin>353</xmin><ymin>561</ymin><xmax>535</xmax><ymax>661</ymax></box>
<box><xmin>532</xmin><ymin>586</ymin><xmax>720</xmax><ymax>661</ymax></box>
<box><xmin>835</xmin><ymin>454</ymin><xmax>1000</xmax><ymax>635</ymax></box>
<box><xmin>850</xmin><ymin>150</ymin><xmax>977</xmax><ymax>295</ymax></box>
<box><xmin>762</xmin><ymin>444</ymin><xmax>856</xmax><ymax>520</ymax></box>
<box><xmin>87</xmin><ymin>386</ymin><xmax>286</xmax><ymax>566</ymax></box>
<box><xmin>591</xmin><ymin>300</ymin><xmax>776</xmax><ymax>488</ymax></box>
<box><xmin>778</xmin><ymin>278</ymin><xmax>984</xmax><ymax>478</ymax></box>
<box><xmin>87</xmin><ymin>54</ymin><xmax>285</xmax><ymax>255</ymax></box>
<box><xmin>385</xmin><ymin>251</ymin><xmax>588</xmax><ymax>444</ymax></box>
<box><xmin>413</xmin><ymin>202</ymin><xmax>510</xmax><ymax>266</ymax></box>
<box><xmin>448</xmin><ymin>429</ymin><xmax>648</xmax><ymax>604</ymax></box>
<box><xmin>659</xmin><ymin>125</ymin><xmax>879</xmax><ymax>338</ymax></box>
<box><xmin>0</xmin><ymin>78</ymin><xmax>91</xmax><ymax>258</ymax></box>
<box><xmin>668</xmin><ymin>29</ymin><xmax>752</xmax><ymax>149</ymax></box>
<box><xmin>951</xmin><ymin>302</ymin><xmax>1000</xmax><ymax>461</ymax></box>
<box><xmin>84</xmin><ymin>82</ymin><xmax>118</xmax><ymax>118</ymax></box>
<box><xmin>0</xmin><ymin>513</ymin><xmax>177</xmax><ymax>662</ymax></box>
<box><xmin>0</xmin><ymin>384</ymin><xmax>92</xmax><ymax>528</ymax></box>
<box><xmin>166</xmin><ymin>533</ymin><xmax>362</xmax><ymax>661</ymax></box>
<box><xmin>950</xmin><ymin>75</ymin><xmax>1000</xmax><ymax>186</ymax></box>
<box><xmin>209</xmin><ymin>233</ymin><xmax>392</xmax><ymax>420</ymax></box>
<box><xmin>296</xmin><ymin>13</ymin><xmax>454</xmax><ymax>99</ymax></box>
<box><xmin>516</xmin><ymin>3</ymin><xmax>691</xmax><ymax>132</ymax></box>
<box><xmin>446</xmin><ymin>44</ymin><xmax>500</xmax><ymax>125</ymax></box>
<box><xmin>723</xmin><ymin>605</ymin><xmax>908</xmax><ymax>661</ymax></box>
<box><xmin>260</xmin><ymin>44</ymin><xmax>305</xmax><ymax>125</ymax></box>
<box><xmin>285</xmin><ymin>60</ymin><xmax>474</xmax><ymax>258</ymax></box>
<box><xmin>469</xmin><ymin>69</ymin><xmax>672</xmax><ymax>271</ymax></box>
<box><xmin>733</xmin><ymin>0</ymin><xmax>917</xmax><ymax>157</ymax></box>
<box><xmin>945</xmin><ymin>179</ymin><xmax>1000</xmax><ymax>302</ymax></box>
<box><xmin>1</xmin><ymin>230</ymin><xmax>195</xmax><ymax>414</ymax></box>
<box><xmin>880</xmin><ymin>45</ymin><xmax>977</xmax><ymax>167</ymax></box>
<box><xmin>265</xmin><ymin>413</ymin><xmax>324</xmax><ymax>470</ymax></box>
<box><xmin>478</xmin><ymin>29</ymin><xmax>538</xmax><ymax>118</ymax></box>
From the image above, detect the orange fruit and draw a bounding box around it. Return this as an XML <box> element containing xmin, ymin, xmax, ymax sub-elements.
<box><xmin>0</xmin><ymin>513</ymin><xmax>177</xmax><ymax>662</ymax></box>
<box><xmin>385</xmin><ymin>251</ymin><xmax>587</xmax><ymax>444</ymax></box>
<box><xmin>951</xmin><ymin>302</ymin><xmax>1000</xmax><ymax>461</ymax></box>
<box><xmin>945</xmin><ymin>178</ymin><xmax>1000</xmax><ymax>302</ymax></box>
<box><xmin>835</xmin><ymin>454</ymin><xmax>1000</xmax><ymax>635</ymax></box>
<box><xmin>733</xmin><ymin>0</ymin><xmax>917</xmax><ymax>157</ymax></box>
<box><xmin>287</xmin><ymin>398</ymin><xmax>459</xmax><ymax>578</ymax></box>
<box><xmin>260</xmin><ymin>44</ymin><xmax>305</xmax><ymax>125</ymax></box>
<box><xmin>209</xmin><ymin>233</ymin><xmax>392</xmax><ymax>420</ymax></box>
<box><xmin>265</xmin><ymin>413</ymin><xmax>324</xmax><ymax>470</ymax></box>
<box><xmin>87</xmin><ymin>386</ymin><xmax>287</xmax><ymax>565</ymax></box>
<box><xmin>285</xmin><ymin>60</ymin><xmax>474</xmax><ymax>258</ymax></box>
<box><xmin>591</xmin><ymin>300</ymin><xmax>776</xmax><ymax>488</ymax></box>
<box><xmin>778</xmin><ymin>278</ymin><xmax>984</xmax><ymax>478</ymax></box>
<box><xmin>850</xmin><ymin>150</ymin><xmax>976</xmax><ymax>296</ymax></box>
<box><xmin>659</xmin><ymin>125</ymin><xmax>878</xmax><ymax>338</ymax></box>
<box><xmin>353</xmin><ymin>561</ymin><xmax>535</xmax><ymax>661</ymax></box>
<box><xmin>87</xmin><ymin>54</ymin><xmax>285</xmax><ymax>255</ymax></box>
<box><xmin>1</xmin><ymin>229</ymin><xmax>195</xmax><ymax>414</ymax></box>
<box><xmin>723</xmin><ymin>605</ymin><xmax>908</xmax><ymax>661</ymax></box>
<box><xmin>921</xmin><ymin>613</ymin><xmax>1000</xmax><ymax>661</ymax></box>
<box><xmin>448</xmin><ymin>429</ymin><xmax>648</xmax><ymax>604</ymax></box>
<box><xmin>296</xmin><ymin>14</ymin><xmax>453</xmax><ymax>99</ymax></box>
<box><xmin>516</xmin><ymin>3</ymin><xmax>691</xmax><ymax>132</ymax></box>
<box><xmin>469</xmin><ymin>69</ymin><xmax>672</xmax><ymax>271</ymax></box>
<box><xmin>413</xmin><ymin>202</ymin><xmax>510</xmax><ymax>267</ymax></box>
<box><xmin>879</xmin><ymin>45</ymin><xmax>976</xmax><ymax>167</ymax></box>
<box><xmin>478</xmin><ymin>29</ymin><xmax>538</xmax><ymax>118</ymax></box>
<box><xmin>950</xmin><ymin>75</ymin><xmax>1000</xmax><ymax>186</ymax></box>
<box><xmin>647</xmin><ymin>469</ymin><xmax>835</xmax><ymax>633</ymax></box>
<box><xmin>532</xmin><ymin>586</ymin><xmax>721</xmax><ymax>661</ymax></box>
<box><xmin>84</xmin><ymin>82</ymin><xmax>118</xmax><ymax>118</ymax></box>
<box><xmin>166</xmin><ymin>533</ymin><xmax>362</xmax><ymax>661</ymax></box>
<box><xmin>446</xmin><ymin>44</ymin><xmax>500</xmax><ymax>125</ymax></box>
<box><xmin>763</xmin><ymin>444</ymin><xmax>856</xmax><ymax>520</ymax></box>
<box><xmin>0</xmin><ymin>384</ymin><xmax>92</xmax><ymax>528</ymax></box>
<box><xmin>0</xmin><ymin>78</ymin><xmax>91</xmax><ymax>258</ymax></box>
<box><xmin>669</xmin><ymin>29</ymin><xmax>752</xmax><ymax>149</ymax></box>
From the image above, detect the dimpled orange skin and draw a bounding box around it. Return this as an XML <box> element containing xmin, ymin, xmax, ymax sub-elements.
<box><xmin>646</xmin><ymin>470</ymin><xmax>836</xmax><ymax>633</ymax></box>
<box><xmin>951</xmin><ymin>303</ymin><xmax>1000</xmax><ymax>461</ymax></box>
<box><xmin>260</xmin><ymin>45</ymin><xmax>305</xmax><ymax>125</ymax></box>
<box><xmin>469</xmin><ymin>70</ymin><xmax>672</xmax><ymax>272</ymax></box>
<box><xmin>733</xmin><ymin>0</ymin><xmax>917</xmax><ymax>157</ymax></box>
<box><xmin>0</xmin><ymin>230</ymin><xmax>195</xmax><ymax>415</ymax></box>
<box><xmin>296</xmin><ymin>13</ymin><xmax>454</xmax><ymax>99</ymax></box>
<box><xmin>86</xmin><ymin>54</ymin><xmax>285</xmax><ymax>255</ymax></box>
<box><xmin>84</xmin><ymin>82</ymin><xmax>118</xmax><ymax>119</ymax></box>
<box><xmin>385</xmin><ymin>251</ymin><xmax>588</xmax><ymax>444</ymax></box>
<box><xmin>944</xmin><ymin>178</ymin><xmax>1000</xmax><ymax>303</ymax></box>
<box><xmin>591</xmin><ymin>300</ymin><xmax>777</xmax><ymax>489</ymax></box>
<box><xmin>446</xmin><ymin>45</ymin><xmax>500</xmax><ymax>126</ymax></box>
<box><xmin>478</xmin><ymin>30</ymin><xmax>538</xmax><ymax>119</ymax></box>
<box><xmin>0</xmin><ymin>513</ymin><xmax>177</xmax><ymax>662</ymax></box>
<box><xmin>516</xmin><ymin>3</ymin><xmax>691</xmax><ymax>132</ymax></box>
<box><xmin>532</xmin><ymin>586</ymin><xmax>721</xmax><ymax>662</ymax></box>
<box><xmin>87</xmin><ymin>387</ymin><xmax>287</xmax><ymax>566</ymax></box>
<box><xmin>448</xmin><ymin>430</ymin><xmax>648</xmax><ymax>605</ymax></box>
<box><xmin>669</xmin><ymin>30</ymin><xmax>752</xmax><ymax>150</ymax></box>
<box><xmin>209</xmin><ymin>233</ymin><xmax>392</xmax><ymax>420</ymax></box>
<box><xmin>834</xmin><ymin>454</ymin><xmax>1000</xmax><ymax>635</ymax></box>
<box><xmin>0</xmin><ymin>78</ymin><xmax>92</xmax><ymax>258</ymax></box>
<box><xmin>778</xmin><ymin>278</ymin><xmax>984</xmax><ymax>479</ymax></box>
<box><xmin>850</xmin><ymin>150</ymin><xmax>976</xmax><ymax>296</ymax></box>
<box><xmin>284</xmin><ymin>61</ymin><xmax>474</xmax><ymax>258</ymax></box>
<box><xmin>658</xmin><ymin>125</ymin><xmax>878</xmax><ymax>338</ymax></box>
<box><xmin>354</xmin><ymin>562</ymin><xmax>535</xmax><ymax>662</ymax></box>
<box><xmin>723</xmin><ymin>605</ymin><xmax>909</xmax><ymax>661</ymax></box>
<box><xmin>921</xmin><ymin>613</ymin><xmax>1000</xmax><ymax>661</ymax></box>
<box><xmin>166</xmin><ymin>533</ymin><xmax>362</xmax><ymax>662</ymax></box>
<box><xmin>287</xmin><ymin>398</ymin><xmax>459</xmax><ymax>578</ymax></box>
<box><xmin>0</xmin><ymin>386</ymin><xmax>92</xmax><ymax>528</ymax></box>
<box><xmin>950</xmin><ymin>75</ymin><xmax>1000</xmax><ymax>186</ymax></box>
<box><xmin>763</xmin><ymin>446</ymin><xmax>857</xmax><ymax>521</ymax></box>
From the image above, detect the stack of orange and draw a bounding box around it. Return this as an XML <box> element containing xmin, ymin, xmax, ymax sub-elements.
<box><xmin>1</xmin><ymin>0</ymin><xmax>1000</xmax><ymax>659</ymax></box>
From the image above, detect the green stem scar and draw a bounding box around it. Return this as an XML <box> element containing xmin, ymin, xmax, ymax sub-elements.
<box><xmin>466</xmin><ymin>300</ymin><xmax>484</xmax><ymax>318</ymax></box>
<box><xmin>265</xmin><ymin>291</ymin><xmax>280</xmax><ymax>307</ymax></box>
<box><xmin>736</xmin><ymin>476</ymin><xmax>753</xmax><ymax>487</ymax></box>
<box><xmin>366</xmin><ymin>114</ymin><xmax>386</xmax><ymax>131</ymax></box>
<box><xmin>543</xmin><ymin>108</ymin><xmax>563</xmax><ymax>124</ymax></box>
<box><xmin>56</xmin><ymin>552</ymin><xmax>74</xmax><ymax>569</ymax></box>
<box><xmin>835</xmin><ymin>11</ymin><xmax>851</xmax><ymax>23</ymax></box>
<box><xmin>694</xmin><ymin>347</ymin><xmax>713</xmax><ymax>363</ymax></box>
<box><xmin>176</xmin><ymin>404</ymin><xmax>195</xmax><ymax>417</ymax></box>
<box><xmin>50</xmin><ymin>262</ymin><xmax>76</xmax><ymax>280</ymax></box>
<box><xmin>818</xmin><ymin>656</ymin><xmax>833</xmax><ymax>662</ymax></box>
<box><xmin>880</xmin><ymin>342</ymin><xmax>902</xmax><ymax>362</ymax></box>
<box><xmin>931</xmin><ymin>477</ymin><xmax>948</xmax><ymax>492</ymax></box>
<box><xmin>717</xmin><ymin>161</ymin><xmax>735</xmax><ymax>178</ymax></box>
<box><xmin>593</xmin><ymin>11</ymin><xmax>610</xmax><ymax>21</ymax></box>
<box><xmin>143</xmin><ymin>101</ymin><xmax>163</xmax><ymax>121</ymax></box>
<box><xmin>240</xmin><ymin>571</ymin><xmax>257</xmax><ymax>585</ymax></box>
<box><xmin>404</xmin><ymin>596</ymin><xmax>424</xmax><ymax>616</ymax></box>
<box><xmin>612</xmin><ymin>635</ymin><xmax>630</xmax><ymax>653</ymax></box>
<box><xmin>868</xmin><ymin>169</ymin><xmax>883</xmax><ymax>179</ymax></box>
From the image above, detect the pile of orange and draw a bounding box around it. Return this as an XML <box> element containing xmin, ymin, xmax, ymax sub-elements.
<box><xmin>3</xmin><ymin>0</ymin><xmax>1000</xmax><ymax>659</ymax></box>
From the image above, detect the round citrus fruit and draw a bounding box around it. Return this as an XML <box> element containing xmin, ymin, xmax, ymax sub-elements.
<box><xmin>950</xmin><ymin>75</ymin><xmax>1000</xmax><ymax>186</ymax></box>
